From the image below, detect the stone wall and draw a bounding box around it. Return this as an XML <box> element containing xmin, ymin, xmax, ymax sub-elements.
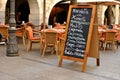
<box><xmin>0</xmin><ymin>0</ymin><xmax>119</xmax><ymax>26</ymax></box>
<box><xmin>38</xmin><ymin>0</ymin><xmax>62</xmax><ymax>25</ymax></box>
<box><xmin>0</xmin><ymin>0</ymin><xmax>6</xmax><ymax>24</ymax></box>
<box><xmin>28</xmin><ymin>0</ymin><xmax>39</xmax><ymax>26</ymax></box>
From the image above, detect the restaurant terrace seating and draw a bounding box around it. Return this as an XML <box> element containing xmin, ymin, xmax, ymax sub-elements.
<box><xmin>98</xmin><ymin>24</ymin><xmax>120</xmax><ymax>50</ymax></box>
<box><xmin>0</xmin><ymin>26</ymin><xmax>9</xmax><ymax>44</ymax></box>
<box><xmin>25</xmin><ymin>26</ymin><xmax>40</xmax><ymax>52</ymax></box>
<box><xmin>58</xmin><ymin>33</ymin><xmax>65</xmax><ymax>54</ymax></box>
<box><xmin>39</xmin><ymin>23</ymin><xmax>48</xmax><ymax>30</ymax></box>
<box><xmin>40</xmin><ymin>31</ymin><xmax>59</xmax><ymax>57</ymax></box>
<box><xmin>115</xmin><ymin>32</ymin><xmax>120</xmax><ymax>49</ymax></box>
<box><xmin>99</xmin><ymin>30</ymin><xmax>116</xmax><ymax>52</ymax></box>
<box><xmin>16</xmin><ymin>27</ymin><xmax>26</xmax><ymax>45</ymax></box>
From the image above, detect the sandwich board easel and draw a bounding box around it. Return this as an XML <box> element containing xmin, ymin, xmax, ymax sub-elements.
<box><xmin>58</xmin><ymin>4</ymin><xmax>100</xmax><ymax>72</ymax></box>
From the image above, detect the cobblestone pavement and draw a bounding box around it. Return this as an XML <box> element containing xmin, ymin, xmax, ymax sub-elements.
<box><xmin>0</xmin><ymin>40</ymin><xmax>120</xmax><ymax>80</ymax></box>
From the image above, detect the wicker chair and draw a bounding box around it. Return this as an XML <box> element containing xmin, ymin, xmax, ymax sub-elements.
<box><xmin>16</xmin><ymin>27</ymin><xmax>26</xmax><ymax>45</ymax></box>
<box><xmin>25</xmin><ymin>26</ymin><xmax>40</xmax><ymax>52</ymax></box>
<box><xmin>99</xmin><ymin>30</ymin><xmax>116</xmax><ymax>52</ymax></box>
<box><xmin>0</xmin><ymin>26</ymin><xmax>9</xmax><ymax>43</ymax></box>
<box><xmin>40</xmin><ymin>31</ymin><xmax>59</xmax><ymax>57</ymax></box>
<box><xmin>115</xmin><ymin>32</ymin><xmax>120</xmax><ymax>49</ymax></box>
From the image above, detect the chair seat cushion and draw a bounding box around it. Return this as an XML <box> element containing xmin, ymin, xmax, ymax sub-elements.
<box><xmin>16</xmin><ymin>32</ymin><xmax>24</xmax><ymax>36</ymax></box>
<box><xmin>30</xmin><ymin>37</ymin><xmax>40</xmax><ymax>40</ymax></box>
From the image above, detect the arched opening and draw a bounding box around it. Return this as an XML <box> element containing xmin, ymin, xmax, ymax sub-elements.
<box><xmin>48</xmin><ymin>1</ymin><xmax>70</xmax><ymax>26</ymax></box>
<box><xmin>16</xmin><ymin>0</ymin><xmax>30</xmax><ymax>24</ymax></box>
<box><xmin>5</xmin><ymin>0</ymin><xmax>10</xmax><ymax>24</ymax></box>
<box><xmin>5</xmin><ymin>0</ymin><xmax>30</xmax><ymax>27</ymax></box>
<box><xmin>104</xmin><ymin>5</ymin><xmax>115</xmax><ymax>25</ymax></box>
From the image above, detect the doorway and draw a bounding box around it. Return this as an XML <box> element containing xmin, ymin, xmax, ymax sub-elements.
<box><xmin>48</xmin><ymin>1</ymin><xmax>70</xmax><ymax>26</ymax></box>
<box><xmin>5</xmin><ymin>0</ymin><xmax>30</xmax><ymax>26</ymax></box>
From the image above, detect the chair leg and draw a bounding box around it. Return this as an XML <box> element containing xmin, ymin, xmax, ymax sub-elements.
<box><xmin>27</xmin><ymin>40</ymin><xmax>31</xmax><ymax>52</ymax></box>
<box><xmin>42</xmin><ymin>45</ymin><xmax>46</xmax><ymax>57</ymax></box>
<box><xmin>55</xmin><ymin>44</ymin><xmax>59</xmax><ymax>58</ymax></box>
<box><xmin>40</xmin><ymin>41</ymin><xmax>43</xmax><ymax>54</ymax></box>
<box><xmin>58</xmin><ymin>41</ymin><xmax>61</xmax><ymax>54</ymax></box>
<box><xmin>112</xmin><ymin>42</ymin><xmax>115</xmax><ymax>52</ymax></box>
<box><xmin>116</xmin><ymin>41</ymin><xmax>118</xmax><ymax>49</ymax></box>
<box><xmin>51</xmin><ymin>46</ymin><xmax>55</xmax><ymax>54</ymax></box>
<box><xmin>22</xmin><ymin>36</ymin><xmax>26</xmax><ymax>45</ymax></box>
<box><xmin>30</xmin><ymin>42</ymin><xmax>32</xmax><ymax>50</ymax></box>
<box><xmin>104</xmin><ymin>42</ymin><xmax>107</xmax><ymax>52</ymax></box>
<box><xmin>99</xmin><ymin>41</ymin><xmax>104</xmax><ymax>50</ymax></box>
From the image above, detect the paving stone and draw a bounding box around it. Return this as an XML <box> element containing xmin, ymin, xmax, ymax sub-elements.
<box><xmin>0</xmin><ymin>42</ymin><xmax>120</xmax><ymax>80</ymax></box>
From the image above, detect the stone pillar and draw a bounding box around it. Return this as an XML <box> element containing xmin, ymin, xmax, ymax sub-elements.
<box><xmin>43</xmin><ymin>0</ymin><xmax>46</xmax><ymax>29</ymax></box>
<box><xmin>115</xmin><ymin>5</ymin><xmax>119</xmax><ymax>24</ymax></box>
<box><xmin>0</xmin><ymin>0</ymin><xmax>6</xmax><ymax>24</ymax></box>
<box><xmin>6</xmin><ymin>0</ymin><xmax>19</xmax><ymax>56</ymax></box>
<box><xmin>71</xmin><ymin>0</ymin><xmax>77</xmax><ymax>5</ymax></box>
<box><xmin>97</xmin><ymin>5</ymin><xmax>104</xmax><ymax>25</ymax></box>
<box><xmin>100</xmin><ymin>6</ymin><xmax>106</xmax><ymax>25</ymax></box>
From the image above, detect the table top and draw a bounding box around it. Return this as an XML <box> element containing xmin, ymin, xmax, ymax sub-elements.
<box><xmin>41</xmin><ymin>28</ymin><xmax>65</xmax><ymax>33</ymax></box>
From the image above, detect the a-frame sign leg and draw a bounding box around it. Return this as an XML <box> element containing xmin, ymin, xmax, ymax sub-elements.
<box><xmin>82</xmin><ymin>57</ymin><xmax>88</xmax><ymax>72</ymax></box>
<box><xmin>82</xmin><ymin>5</ymin><xmax>100</xmax><ymax>72</ymax></box>
<box><xmin>58</xmin><ymin>56</ymin><xmax>63</xmax><ymax>67</ymax></box>
<box><xmin>88</xmin><ymin>5</ymin><xmax>100</xmax><ymax>66</ymax></box>
<box><xmin>97</xmin><ymin>58</ymin><xmax>100</xmax><ymax>66</ymax></box>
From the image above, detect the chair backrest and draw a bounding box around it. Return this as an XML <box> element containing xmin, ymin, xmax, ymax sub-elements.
<box><xmin>16</xmin><ymin>27</ymin><xmax>26</xmax><ymax>36</ymax></box>
<box><xmin>116</xmin><ymin>32</ymin><xmax>120</xmax><ymax>41</ymax></box>
<box><xmin>25</xmin><ymin>26</ymin><xmax>34</xmax><ymax>39</ymax></box>
<box><xmin>44</xmin><ymin>31</ymin><xmax>58</xmax><ymax>45</ymax></box>
<box><xmin>0</xmin><ymin>27</ymin><xmax>8</xmax><ymax>39</ymax></box>
<box><xmin>105</xmin><ymin>31</ymin><xmax>116</xmax><ymax>41</ymax></box>
<box><xmin>39</xmin><ymin>23</ymin><xmax>48</xmax><ymax>30</ymax></box>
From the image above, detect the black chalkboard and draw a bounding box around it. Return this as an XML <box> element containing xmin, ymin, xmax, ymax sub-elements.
<box><xmin>64</xmin><ymin>7</ymin><xmax>92</xmax><ymax>59</ymax></box>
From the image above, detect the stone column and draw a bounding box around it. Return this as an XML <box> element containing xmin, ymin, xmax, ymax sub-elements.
<box><xmin>71</xmin><ymin>0</ymin><xmax>77</xmax><ymax>5</ymax></box>
<box><xmin>43</xmin><ymin>0</ymin><xmax>46</xmax><ymax>29</ymax></box>
<box><xmin>115</xmin><ymin>5</ymin><xmax>119</xmax><ymax>24</ymax></box>
<box><xmin>0</xmin><ymin>0</ymin><xmax>6</xmax><ymax>24</ymax></box>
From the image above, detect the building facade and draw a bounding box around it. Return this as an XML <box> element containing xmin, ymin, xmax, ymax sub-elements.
<box><xmin>0</xmin><ymin>0</ymin><xmax>120</xmax><ymax>26</ymax></box>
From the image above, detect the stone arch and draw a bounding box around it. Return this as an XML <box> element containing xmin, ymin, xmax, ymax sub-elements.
<box><xmin>39</xmin><ymin>0</ymin><xmax>64</xmax><ymax>25</ymax></box>
<box><xmin>48</xmin><ymin>1</ymin><xmax>70</xmax><ymax>26</ymax></box>
<box><xmin>5</xmin><ymin>0</ymin><xmax>31</xmax><ymax>25</ymax></box>
<box><xmin>27</xmin><ymin>0</ymin><xmax>64</xmax><ymax>26</ymax></box>
<box><xmin>2</xmin><ymin>0</ymin><xmax>71</xmax><ymax>26</ymax></box>
<box><xmin>103</xmin><ymin>6</ymin><xmax>108</xmax><ymax>25</ymax></box>
<box><xmin>28</xmin><ymin>0</ymin><xmax>39</xmax><ymax>26</ymax></box>
<box><xmin>104</xmin><ymin>5</ymin><xmax>115</xmax><ymax>25</ymax></box>
<box><xmin>4</xmin><ymin>0</ymin><xmax>39</xmax><ymax>26</ymax></box>
<box><xmin>5</xmin><ymin>0</ymin><xmax>10</xmax><ymax>24</ymax></box>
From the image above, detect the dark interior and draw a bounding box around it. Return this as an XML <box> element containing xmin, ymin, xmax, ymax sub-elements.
<box><xmin>48</xmin><ymin>1</ymin><xmax>70</xmax><ymax>26</ymax></box>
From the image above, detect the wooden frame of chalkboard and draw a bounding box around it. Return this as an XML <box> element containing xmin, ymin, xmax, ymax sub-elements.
<box><xmin>58</xmin><ymin>5</ymin><xmax>98</xmax><ymax>72</ymax></box>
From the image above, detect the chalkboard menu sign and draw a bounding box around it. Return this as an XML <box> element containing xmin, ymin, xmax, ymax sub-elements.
<box><xmin>59</xmin><ymin>5</ymin><xmax>99</xmax><ymax>72</ymax></box>
<box><xmin>64</xmin><ymin>7</ymin><xmax>92</xmax><ymax>59</ymax></box>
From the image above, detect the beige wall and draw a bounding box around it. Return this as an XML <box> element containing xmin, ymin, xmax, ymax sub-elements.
<box><xmin>0</xmin><ymin>0</ymin><xmax>119</xmax><ymax>26</ymax></box>
<box><xmin>28</xmin><ymin>0</ymin><xmax>63</xmax><ymax>26</ymax></box>
<box><xmin>115</xmin><ymin>5</ymin><xmax>119</xmax><ymax>24</ymax></box>
<box><xmin>28</xmin><ymin>0</ymin><xmax>39</xmax><ymax>25</ymax></box>
<box><xmin>0</xmin><ymin>0</ymin><xmax>62</xmax><ymax>25</ymax></box>
<box><xmin>0</xmin><ymin>0</ymin><xmax>7</xmax><ymax>24</ymax></box>
<box><xmin>38</xmin><ymin>0</ymin><xmax>62</xmax><ymax>25</ymax></box>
